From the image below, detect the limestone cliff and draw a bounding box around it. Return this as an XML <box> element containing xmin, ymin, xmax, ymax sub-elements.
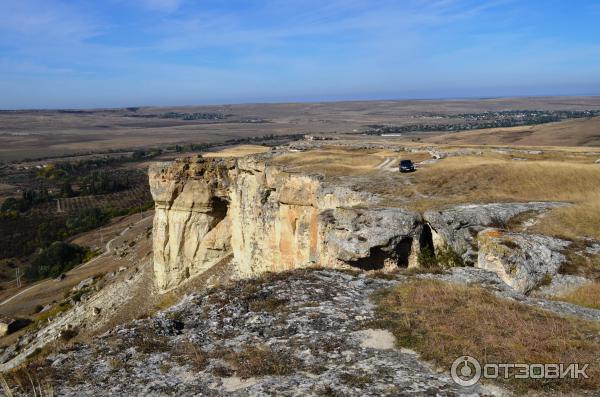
<box><xmin>149</xmin><ymin>155</ymin><xmax>424</xmax><ymax>292</ymax></box>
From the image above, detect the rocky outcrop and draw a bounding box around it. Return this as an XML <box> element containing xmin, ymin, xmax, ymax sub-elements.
<box><xmin>31</xmin><ymin>268</ymin><xmax>600</xmax><ymax>396</ymax></box>
<box><xmin>150</xmin><ymin>155</ymin><xmax>424</xmax><ymax>292</ymax></box>
<box><xmin>476</xmin><ymin>229</ymin><xmax>570</xmax><ymax>294</ymax></box>
<box><xmin>40</xmin><ymin>270</ymin><xmax>504</xmax><ymax>397</ymax></box>
<box><xmin>423</xmin><ymin>202</ymin><xmax>564</xmax><ymax>264</ymax></box>
<box><xmin>150</xmin><ymin>155</ymin><xmax>579</xmax><ymax>295</ymax></box>
<box><xmin>319</xmin><ymin>208</ymin><xmax>423</xmax><ymax>270</ymax></box>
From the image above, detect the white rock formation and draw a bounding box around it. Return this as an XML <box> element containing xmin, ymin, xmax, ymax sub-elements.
<box><xmin>476</xmin><ymin>229</ymin><xmax>570</xmax><ymax>294</ymax></box>
<box><xmin>424</xmin><ymin>202</ymin><xmax>565</xmax><ymax>264</ymax></box>
<box><xmin>149</xmin><ymin>155</ymin><xmax>424</xmax><ymax>292</ymax></box>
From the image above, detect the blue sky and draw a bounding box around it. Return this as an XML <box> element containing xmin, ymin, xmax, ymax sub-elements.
<box><xmin>1</xmin><ymin>0</ymin><xmax>599</xmax><ymax>109</ymax></box>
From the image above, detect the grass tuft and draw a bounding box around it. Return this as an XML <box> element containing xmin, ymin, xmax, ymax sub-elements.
<box><xmin>220</xmin><ymin>344</ymin><xmax>297</xmax><ymax>379</ymax></box>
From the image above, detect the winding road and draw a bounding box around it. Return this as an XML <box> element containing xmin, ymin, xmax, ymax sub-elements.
<box><xmin>0</xmin><ymin>215</ymin><xmax>151</xmax><ymax>307</ymax></box>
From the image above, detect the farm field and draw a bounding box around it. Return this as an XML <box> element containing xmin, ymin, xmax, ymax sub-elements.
<box><xmin>56</xmin><ymin>186</ymin><xmax>151</xmax><ymax>214</ymax></box>
<box><xmin>3</xmin><ymin>96</ymin><xmax>600</xmax><ymax>162</ymax></box>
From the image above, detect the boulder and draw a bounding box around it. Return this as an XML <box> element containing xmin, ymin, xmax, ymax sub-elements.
<box><xmin>319</xmin><ymin>208</ymin><xmax>423</xmax><ymax>270</ymax></box>
<box><xmin>476</xmin><ymin>229</ymin><xmax>570</xmax><ymax>294</ymax></box>
<box><xmin>424</xmin><ymin>202</ymin><xmax>564</xmax><ymax>264</ymax></box>
<box><xmin>73</xmin><ymin>277</ymin><xmax>94</xmax><ymax>291</ymax></box>
<box><xmin>0</xmin><ymin>318</ymin><xmax>12</xmax><ymax>337</ymax></box>
<box><xmin>0</xmin><ymin>318</ymin><xmax>32</xmax><ymax>337</ymax></box>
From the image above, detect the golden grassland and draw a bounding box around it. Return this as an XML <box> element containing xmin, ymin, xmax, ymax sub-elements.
<box><xmin>272</xmin><ymin>146</ymin><xmax>431</xmax><ymax>177</ymax></box>
<box><xmin>203</xmin><ymin>144</ymin><xmax>270</xmax><ymax>158</ymax></box>
<box><xmin>556</xmin><ymin>282</ymin><xmax>600</xmax><ymax>310</ymax></box>
<box><xmin>403</xmin><ymin>156</ymin><xmax>600</xmax><ymax>241</ymax></box>
<box><xmin>274</xmin><ymin>145</ymin><xmax>600</xmax><ymax>242</ymax></box>
<box><xmin>423</xmin><ymin>116</ymin><xmax>600</xmax><ymax>147</ymax></box>
<box><xmin>368</xmin><ymin>280</ymin><xmax>600</xmax><ymax>393</ymax></box>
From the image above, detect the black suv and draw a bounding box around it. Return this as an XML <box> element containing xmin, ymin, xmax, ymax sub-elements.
<box><xmin>399</xmin><ymin>159</ymin><xmax>416</xmax><ymax>173</ymax></box>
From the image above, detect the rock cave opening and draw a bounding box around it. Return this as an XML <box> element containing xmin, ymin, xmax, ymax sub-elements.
<box><xmin>209</xmin><ymin>196</ymin><xmax>229</xmax><ymax>223</ymax></box>
<box><xmin>420</xmin><ymin>224</ymin><xmax>435</xmax><ymax>256</ymax></box>
<box><xmin>348</xmin><ymin>237</ymin><xmax>413</xmax><ymax>270</ymax></box>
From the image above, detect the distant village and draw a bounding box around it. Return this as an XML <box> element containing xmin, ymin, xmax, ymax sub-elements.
<box><xmin>365</xmin><ymin>109</ymin><xmax>600</xmax><ymax>135</ymax></box>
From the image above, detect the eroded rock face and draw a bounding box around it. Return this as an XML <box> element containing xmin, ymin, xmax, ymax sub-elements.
<box><xmin>476</xmin><ymin>229</ymin><xmax>570</xmax><ymax>294</ymax></box>
<box><xmin>149</xmin><ymin>155</ymin><xmax>424</xmax><ymax>291</ymax></box>
<box><xmin>319</xmin><ymin>208</ymin><xmax>422</xmax><ymax>270</ymax></box>
<box><xmin>424</xmin><ymin>202</ymin><xmax>564</xmax><ymax>264</ymax></box>
<box><xmin>150</xmin><ymin>158</ymin><xmax>235</xmax><ymax>290</ymax></box>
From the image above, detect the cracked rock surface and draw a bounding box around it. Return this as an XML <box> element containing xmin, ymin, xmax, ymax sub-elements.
<box><xmin>424</xmin><ymin>202</ymin><xmax>565</xmax><ymax>263</ymax></box>
<box><xmin>43</xmin><ymin>270</ymin><xmax>504</xmax><ymax>396</ymax></box>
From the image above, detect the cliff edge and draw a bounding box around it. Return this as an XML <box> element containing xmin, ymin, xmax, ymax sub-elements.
<box><xmin>149</xmin><ymin>154</ymin><xmax>425</xmax><ymax>292</ymax></box>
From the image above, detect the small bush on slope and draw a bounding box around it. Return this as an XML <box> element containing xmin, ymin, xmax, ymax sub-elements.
<box><xmin>418</xmin><ymin>243</ymin><xmax>464</xmax><ymax>270</ymax></box>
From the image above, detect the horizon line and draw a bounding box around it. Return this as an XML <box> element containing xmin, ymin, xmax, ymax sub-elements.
<box><xmin>3</xmin><ymin>93</ymin><xmax>600</xmax><ymax>112</ymax></box>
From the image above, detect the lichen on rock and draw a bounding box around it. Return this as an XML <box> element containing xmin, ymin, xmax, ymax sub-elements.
<box><xmin>476</xmin><ymin>228</ymin><xmax>570</xmax><ymax>294</ymax></box>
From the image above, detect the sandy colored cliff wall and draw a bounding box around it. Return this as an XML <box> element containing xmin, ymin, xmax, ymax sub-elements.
<box><xmin>149</xmin><ymin>155</ymin><xmax>423</xmax><ymax>292</ymax></box>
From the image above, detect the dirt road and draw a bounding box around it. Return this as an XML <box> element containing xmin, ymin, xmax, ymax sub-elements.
<box><xmin>0</xmin><ymin>212</ymin><xmax>154</xmax><ymax>317</ymax></box>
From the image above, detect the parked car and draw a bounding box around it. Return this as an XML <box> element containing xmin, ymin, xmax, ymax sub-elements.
<box><xmin>399</xmin><ymin>159</ymin><xmax>416</xmax><ymax>172</ymax></box>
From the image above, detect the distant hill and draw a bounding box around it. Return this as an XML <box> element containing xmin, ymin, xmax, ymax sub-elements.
<box><xmin>424</xmin><ymin>116</ymin><xmax>600</xmax><ymax>147</ymax></box>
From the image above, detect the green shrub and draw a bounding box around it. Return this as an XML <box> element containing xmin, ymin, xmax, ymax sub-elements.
<box><xmin>418</xmin><ymin>243</ymin><xmax>464</xmax><ymax>269</ymax></box>
<box><xmin>435</xmin><ymin>243</ymin><xmax>465</xmax><ymax>268</ymax></box>
<box><xmin>65</xmin><ymin>208</ymin><xmax>109</xmax><ymax>234</ymax></box>
<box><xmin>417</xmin><ymin>246</ymin><xmax>437</xmax><ymax>268</ymax></box>
<box><xmin>26</xmin><ymin>242</ymin><xmax>87</xmax><ymax>280</ymax></box>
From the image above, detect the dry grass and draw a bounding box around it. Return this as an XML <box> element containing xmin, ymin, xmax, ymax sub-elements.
<box><xmin>423</xmin><ymin>116</ymin><xmax>600</xmax><ymax>147</ymax></box>
<box><xmin>203</xmin><ymin>144</ymin><xmax>270</xmax><ymax>158</ymax></box>
<box><xmin>272</xmin><ymin>147</ymin><xmax>430</xmax><ymax>177</ymax></box>
<box><xmin>534</xmin><ymin>195</ymin><xmax>600</xmax><ymax>241</ymax></box>
<box><xmin>273</xmin><ymin>147</ymin><xmax>384</xmax><ymax>176</ymax></box>
<box><xmin>559</xmin><ymin>244</ymin><xmax>600</xmax><ymax>279</ymax></box>
<box><xmin>0</xmin><ymin>369</ymin><xmax>55</xmax><ymax>397</ymax></box>
<box><xmin>556</xmin><ymin>282</ymin><xmax>600</xmax><ymax>310</ymax></box>
<box><xmin>220</xmin><ymin>344</ymin><xmax>298</xmax><ymax>379</ymax></box>
<box><xmin>173</xmin><ymin>341</ymin><xmax>209</xmax><ymax>372</ymax></box>
<box><xmin>151</xmin><ymin>292</ymin><xmax>179</xmax><ymax>313</ymax></box>
<box><xmin>338</xmin><ymin>372</ymin><xmax>374</xmax><ymax>387</ymax></box>
<box><xmin>407</xmin><ymin>156</ymin><xmax>600</xmax><ymax>206</ymax></box>
<box><xmin>115</xmin><ymin>327</ymin><xmax>170</xmax><ymax>355</ymax></box>
<box><xmin>377</xmin><ymin>155</ymin><xmax>600</xmax><ymax>241</ymax></box>
<box><xmin>248</xmin><ymin>296</ymin><xmax>288</xmax><ymax>313</ymax></box>
<box><xmin>368</xmin><ymin>280</ymin><xmax>600</xmax><ymax>393</ymax></box>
